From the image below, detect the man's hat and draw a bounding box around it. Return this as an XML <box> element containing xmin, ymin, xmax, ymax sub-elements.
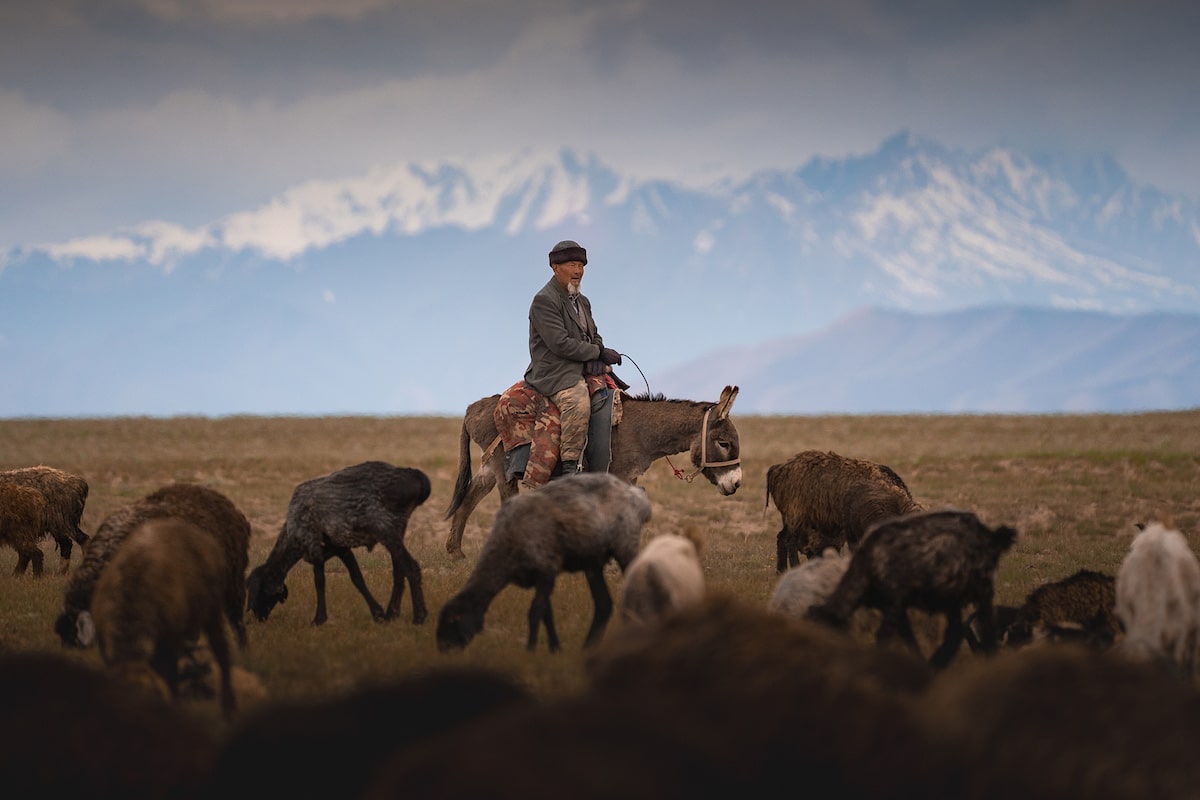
<box><xmin>549</xmin><ymin>240</ymin><xmax>587</xmax><ymax>266</ymax></box>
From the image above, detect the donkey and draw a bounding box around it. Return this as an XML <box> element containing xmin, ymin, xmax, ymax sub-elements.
<box><xmin>444</xmin><ymin>385</ymin><xmax>741</xmax><ymax>560</ymax></box>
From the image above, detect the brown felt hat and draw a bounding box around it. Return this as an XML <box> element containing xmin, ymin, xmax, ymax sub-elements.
<box><xmin>548</xmin><ymin>240</ymin><xmax>587</xmax><ymax>266</ymax></box>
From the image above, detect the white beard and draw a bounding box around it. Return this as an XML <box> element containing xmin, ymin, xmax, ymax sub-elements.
<box><xmin>567</xmin><ymin>281</ymin><xmax>580</xmax><ymax>297</ymax></box>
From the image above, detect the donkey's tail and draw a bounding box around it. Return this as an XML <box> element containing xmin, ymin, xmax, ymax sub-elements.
<box><xmin>444</xmin><ymin>418</ymin><xmax>474</xmax><ymax>519</ymax></box>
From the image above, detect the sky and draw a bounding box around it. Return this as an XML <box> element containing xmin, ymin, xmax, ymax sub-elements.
<box><xmin>2</xmin><ymin>0</ymin><xmax>1199</xmax><ymax>259</ymax></box>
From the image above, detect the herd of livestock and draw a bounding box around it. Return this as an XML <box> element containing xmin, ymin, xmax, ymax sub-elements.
<box><xmin>3</xmin><ymin>407</ymin><xmax>1200</xmax><ymax>797</ymax></box>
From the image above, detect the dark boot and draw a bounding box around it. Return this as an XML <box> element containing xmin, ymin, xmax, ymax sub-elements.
<box><xmin>554</xmin><ymin>459</ymin><xmax>580</xmax><ymax>478</ymax></box>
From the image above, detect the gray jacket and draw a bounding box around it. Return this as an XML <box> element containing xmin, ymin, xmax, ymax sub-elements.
<box><xmin>523</xmin><ymin>277</ymin><xmax>604</xmax><ymax>396</ymax></box>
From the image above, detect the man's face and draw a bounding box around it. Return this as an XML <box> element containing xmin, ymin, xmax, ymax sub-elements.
<box><xmin>551</xmin><ymin>260</ymin><xmax>585</xmax><ymax>295</ymax></box>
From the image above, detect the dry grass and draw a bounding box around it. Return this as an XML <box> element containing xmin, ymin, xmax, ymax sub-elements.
<box><xmin>2</xmin><ymin>410</ymin><xmax>1199</xmax><ymax>726</ymax></box>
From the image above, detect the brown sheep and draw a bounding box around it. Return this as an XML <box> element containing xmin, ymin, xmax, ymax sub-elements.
<box><xmin>920</xmin><ymin>644</ymin><xmax>1200</xmax><ymax>799</ymax></box>
<box><xmin>91</xmin><ymin>516</ymin><xmax>241</xmax><ymax>720</ymax></box>
<box><xmin>809</xmin><ymin>508</ymin><xmax>1017</xmax><ymax>668</ymax></box>
<box><xmin>966</xmin><ymin>568</ymin><xmax>1119</xmax><ymax>651</ymax></box>
<box><xmin>0</xmin><ymin>483</ymin><xmax>48</xmax><ymax>576</ymax></box>
<box><xmin>0</xmin><ymin>465</ymin><xmax>89</xmax><ymax>575</ymax></box>
<box><xmin>55</xmin><ymin>483</ymin><xmax>251</xmax><ymax>650</ymax></box>
<box><xmin>765</xmin><ymin>450</ymin><xmax>920</xmax><ymax>573</ymax></box>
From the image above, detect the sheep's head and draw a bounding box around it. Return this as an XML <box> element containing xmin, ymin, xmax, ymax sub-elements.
<box><xmin>246</xmin><ymin>567</ymin><xmax>288</xmax><ymax>622</ymax></box>
<box><xmin>54</xmin><ymin>608</ymin><xmax>95</xmax><ymax>648</ymax></box>
<box><xmin>436</xmin><ymin>595</ymin><xmax>484</xmax><ymax>652</ymax></box>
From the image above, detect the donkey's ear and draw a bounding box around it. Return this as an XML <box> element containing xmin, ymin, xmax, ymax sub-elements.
<box><xmin>716</xmin><ymin>385</ymin><xmax>739</xmax><ymax>419</ymax></box>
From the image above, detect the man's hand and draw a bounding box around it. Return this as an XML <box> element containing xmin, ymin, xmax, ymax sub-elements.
<box><xmin>583</xmin><ymin>359</ymin><xmax>607</xmax><ymax>376</ymax></box>
<box><xmin>600</xmin><ymin>347</ymin><xmax>622</xmax><ymax>366</ymax></box>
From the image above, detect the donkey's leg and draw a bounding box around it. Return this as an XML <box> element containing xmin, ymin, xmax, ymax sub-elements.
<box><xmin>446</xmin><ymin>466</ymin><xmax>498</xmax><ymax>559</ymax></box>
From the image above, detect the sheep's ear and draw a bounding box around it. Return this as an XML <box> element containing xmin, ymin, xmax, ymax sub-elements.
<box><xmin>715</xmin><ymin>385</ymin><xmax>739</xmax><ymax>420</ymax></box>
<box><xmin>77</xmin><ymin>611</ymin><xmax>95</xmax><ymax>648</ymax></box>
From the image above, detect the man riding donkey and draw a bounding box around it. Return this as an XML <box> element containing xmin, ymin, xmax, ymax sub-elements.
<box><xmin>496</xmin><ymin>239</ymin><xmax>625</xmax><ymax>488</ymax></box>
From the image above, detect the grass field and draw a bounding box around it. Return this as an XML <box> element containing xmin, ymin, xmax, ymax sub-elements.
<box><xmin>2</xmin><ymin>410</ymin><xmax>1199</xmax><ymax>724</ymax></box>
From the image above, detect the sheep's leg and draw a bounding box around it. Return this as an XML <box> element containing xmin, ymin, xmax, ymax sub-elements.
<box><xmin>152</xmin><ymin>645</ymin><xmax>182</xmax><ymax>699</ymax></box>
<box><xmin>967</xmin><ymin>594</ymin><xmax>999</xmax><ymax>654</ymax></box>
<box><xmin>55</xmin><ymin>534</ymin><xmax>73</xmax><ymax>575</ymax></box>
<box><xmin>582</xmin><ymin>567</ymin><xmax>614</xmax><ymax>649</ymax></box>
<box><xmin>775</xmin><ymin>528</ymin><xmax>789</xmax><ymax>573</ymax></box>
<box><xmin>328</xmin><ymin>547</ymin><xmax>386</xmax><ymax>623</ymax></box>
<box><xmin>931</xmin><ymin>608</ymin><xmax>966</xmax><ymax>668</ymax></box>
<box><xmin>386</xmin><ymin>544</ymin><xmax>427</xmax><ymax>625</ymax></box>
<box><xmin>527</xmin><ymin>580</ymin><xmax>560</xmax><ymax>653</ymax></box>
<box><xmin>878</xmin><ymin>605</ymin><xmax>923</xmax><ymax>658</ymax></box>
<box><xmin>204</xmin><ymin>619</ymin><xmax>237</xmax><ymax>721</ymax></box>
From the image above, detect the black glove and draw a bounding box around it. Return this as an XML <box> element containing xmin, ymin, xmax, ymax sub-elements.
<box><xmin>583</xmin><ymin>359</ymin><xmax>607</xmax><ymax>376</ymax></box>
<box><xmin>600</xmin><ymin>347</ymin><xmax>622</xmax><ymax>366</ymax></box>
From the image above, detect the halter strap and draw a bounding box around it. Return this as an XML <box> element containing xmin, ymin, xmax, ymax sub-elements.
<box><xmin>678</xmin><ymin>406</ymin><xmax>740</xmax><ymax>483</ymax></box>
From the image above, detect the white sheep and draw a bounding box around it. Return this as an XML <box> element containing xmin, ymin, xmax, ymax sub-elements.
<box><xmin>767</xmin><ymin>547</ymin><xmax>851</xmax><ymax>620</ymax></box>
<box><xmin>618</xmin><ymin>527</ymin><xmax>706</xmax><ymax>628</ymax></box>
<box><xmin>91</xmin><ymin>516</ymin><xmax>241</xmax><ymax>720</ymax></box>
<box><xmin>436</xmin><ymin>472</ymin><xmax>653</xmax><ymax>653</ymax></box>
<box><xmin>1115</xmin><ymin>520</ymin><xmax>1200</xmax><ymax>680</ymax></box>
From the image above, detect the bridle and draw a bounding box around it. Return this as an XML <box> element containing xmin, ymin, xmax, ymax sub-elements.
<box><xmin>622</xmin><ymin>352</ymin><xmax>740</xmax><ymax>483</ymax></box>
<box><xmin>666</xmin><ymin>405</ymin><xmax>741</xmax><ymax>483</ymax></box>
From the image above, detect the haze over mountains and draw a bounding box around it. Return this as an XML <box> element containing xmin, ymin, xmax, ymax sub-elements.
<box><xmin>2</xmin><ymin>132</ymin><xmax>1198</xmax><ymax>417</ymax></box>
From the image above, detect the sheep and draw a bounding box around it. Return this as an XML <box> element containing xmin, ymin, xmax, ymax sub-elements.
<box><xmin>54</xmin><ymin>482</ymin><xmax>251</xmax><ymax>650</ymax></box>
<box><xmin>919</xmin><ymin>644</ymin><xmax>1200</xmax><ymax>799</ymax></box>
<box><xmin>199</xmin><ymin>666</ymin><xmax>534</xmax><ymax>800</ymax></box>
<box><xmin>0</xmin><ymin>465</ymin><xmax>89</xmax><ymax>575</ymax></box>
<box><xmin>617</xmin><ymin>526</ymin><xmax>706</xmax><ymax>629</ymax></box>
<box><xmin>0</xmin><ymin>651</ymin><xmax>218</xmax><ymax>799</ymax></box>
<box><xmin>765</xmin><ymin>449</ymin><xmax>920</xmax><ymax>573</ymax></box>
<box><xmin>246</xmin><ymin>461</ymin><xmax>431</xmax><ymax>626</ymax></box>
<box><xmin>379</xmin><ymin>596</ymin><xmax>950</xmax><ymax>799</ymax></box>
<box><xmin>1114</xmin><ymin>520</ymin><xmax>1200</xmax><ymax>681</ymax></box>
<box><xmin>809</xmin><ymin>508</ymin><xmax>1018</xmax><ymax>668</ymax></box>
<box><xmin>91</xmin><ymin>516</ymin><xmax>243</xmax><ymax>720</ymax></box>
<box><xmin>436</xmin><ymin>471</ymin><xmax>653</xmax><ymax>653</ymax></box>
<box><xmin>965</xmin><ymin>568</ymin><xmax>1119</xmax><ymax>652</ymax></box>
<box><xmin>0</xmin><ymin>483</ymin><xmax>48</xmax><ymax>576</ymax></box>
<box><xmin>767</xmin><ymin>546</ymin><xmax>851</xmax><ymax>620</ymax></box>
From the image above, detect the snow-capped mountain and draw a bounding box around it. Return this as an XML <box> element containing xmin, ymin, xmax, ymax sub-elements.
<box><xmin>2</xmin><ymin>132</ymin><xmax>1197</xmax><ymax>416</ymax></box>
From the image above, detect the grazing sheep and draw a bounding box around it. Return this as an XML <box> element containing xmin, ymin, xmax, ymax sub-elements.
<box><xmin>0</xmin><ymin>483</ymin><xmax>48</xmax><ymax>576</ymax></box>
<box><xmin>966</xmin><ymin>568</ymin><xmax>1119</xmax><ymax>651</ymax></box>
<box><xmin>617</xmin><ymin>526</ymin><xmax>706</xmax><ymax>628</ymax></box>
<box><xmin>767</xmin><ymin>546</ymin><xmax>851</xmax><ymax>620</ymax></box>
<box><xmin>379</xmin><ymin>596</ymin><xmax>950</xmax><ymax>799</ymax></box>
<box><xmin>1115</xmin><ymin>520</ymin><xmax>1200</xmax><ymax>680</ymax></box>
<box><xmin>765</xmin><ymin>450</ymin><xmax>920</xmax><ymax>573</ymax></box>
<box><xmin>920</xmin><ymin>644</ymin><xmax>1200</xmax><ymax>799</ymax></box>
<box><xmin>55</xmin><ymin>483</ymin><xmax>251</xmax><ymax>650</ymax></box>
<box><xmin>809</xmin><ymin>508</ymin><xmax>1017</xmax><ymax>668</ymax></box>
<box><xmin>91</xmin><ymin>516</ymin><xmax>242</xmax><ymax>720</ymax></box>
<box><xmin>246</xmin><ymin>461</ymin><xmax>431</xmax><ymax>626</ymax></box>
<box><xmin>437</xmin><ymin>472</ymin><xmax>653</xmax><ymax>653</ymax></box>
<box><xmin>0</xmin><ymin>651</ymin><xmax>218</xmax><ymax>799</ymax></box>
<box><xmin>0</xmin><ymin>465</ymin><xmax>89</xmax><ymax>575</ymax></box>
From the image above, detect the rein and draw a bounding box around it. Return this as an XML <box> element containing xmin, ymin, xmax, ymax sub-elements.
<box><xmin>623</xmin><ymin>353</ymin><xmax>740</xmax><ymax>483</ymax></box>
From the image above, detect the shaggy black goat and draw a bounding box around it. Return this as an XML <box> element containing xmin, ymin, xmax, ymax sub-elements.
<box><xmin>437</xmin><ymin>472</ymin><xmax>652</xmax><ymax>653</ymax></box>
<box><xmin>765</xmin><ymin>450</ymin><xmax>920</xmax><ymax>573</ymax></box>
<box><xmin>809</xmin><ymin>508</ymin><xmax>1017</xmax><ymax>668</ymax></box>
<box><xmin>54</xmin><ymin>483</ymin><xmax>251</xmax><ymax>650</ymax></box>
<box><xmin>246</xmin><ymin>461</ymin><xmax>431</xmax><ymax>626</ymax></box>
<box><xmin>0</xmin><ymin>465</ymin><xmax>89</xmax><ymax>575</ymax></box>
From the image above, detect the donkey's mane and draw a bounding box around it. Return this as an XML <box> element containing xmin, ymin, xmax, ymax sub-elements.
<box><xmin>623</xmin><ymin>391</ymin><xmax>703</xmax><ymax>405</ymax></box>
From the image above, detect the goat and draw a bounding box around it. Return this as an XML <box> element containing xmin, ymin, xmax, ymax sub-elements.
<box><xmin>765</xmin><ymin>450</ymin><xmax>920</xmax><ymax>573</ymax></box>
<box><xmin>966</xmin><ymin>568</ymin><xmax>1118</xmax><ymax>651</ymax></box>
<box><xmin>246</xmin><ymin>461</ymin><xmax>431</xmax><ymax>626</ymax></box>
<box><xmin>809</xmin><ymin>508</ymin><xmax>1017</xmax><ymax>668</ymax></box>
<box><xmin>437</xmin><ymin>472</ymin><xmax>653</xmax><ymax>653</ymax></box>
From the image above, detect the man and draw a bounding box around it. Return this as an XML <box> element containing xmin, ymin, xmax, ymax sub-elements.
<box><xmin>524</xmin><ymin>239</ymin><xmax>622</xmax><ymax>477</ymax></box>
